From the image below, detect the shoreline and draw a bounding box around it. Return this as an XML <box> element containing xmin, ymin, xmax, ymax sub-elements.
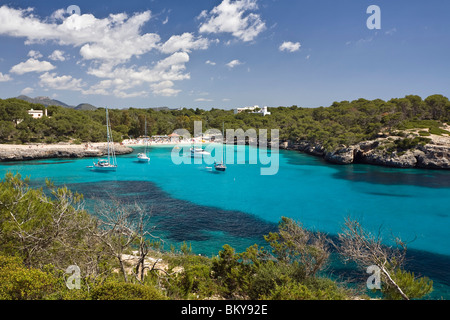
<box><xmin>1</xmin><ymin>134</ymin><xmax>450</xmax><ymax>171</ymax></box>
<box><xmin>280</xmin><ymin>133</ymin><xmax>450</xmax><ymax>170</ymax></box>
<box><xmin>0</xmin><ymin>142</ymin><xmax>133</xmax><ymax>162</ymax></box>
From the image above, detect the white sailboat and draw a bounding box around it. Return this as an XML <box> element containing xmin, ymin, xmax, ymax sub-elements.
<box><xmin>214</xmin><ymin>122</ymin><xmax>227</xmax><ymax>172</ymax></box>
<box><xmin>137</xmin><ymin>117</ymin><xmax>150</xmax><ymax>162</ymax></box>
<box><xmin>92</xmin><ymin>107</ymin><xmax>117</xmax><ymax>171</ymax></box>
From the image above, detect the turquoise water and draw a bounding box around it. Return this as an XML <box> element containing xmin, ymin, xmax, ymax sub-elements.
<box><xmin>1</xmin><ymin>145</ymin><xmax>449</xmax><ymax>299</ymax></box>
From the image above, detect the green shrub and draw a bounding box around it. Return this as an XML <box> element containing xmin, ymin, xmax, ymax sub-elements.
<box><xmin>429</xmin><ymin>127</ymin><xmax>450</xmax><ymax>135</ymax></box>
<box><xmin>382</xmin><ymin>269</ymin><xmax>433</xmax><ymax>300</ymax></box>
<box><xmin>91</xmin><ymin>281</ymin><xmax>167</xmax><ymax>300</ymax></box>
<box><xmin>263</xmin><ymin>278</ymin><xmax>348</xmax><ymax>300</ymax></box>
<box><xmin>0</xmin><ymin>255</ymin><xmax>56</xmax><ymax>300</ymax></box>
<box><xmin>394</xmin><ymin>137</ymin><xmax>431</xmax><ymax>151</ymax></box>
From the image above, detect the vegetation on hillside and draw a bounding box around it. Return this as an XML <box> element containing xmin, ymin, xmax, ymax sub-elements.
<box><xmin>1</xmin><ymin>95</ymin><xmax>449</xmax><ymax>152</ymax></box>
<box><xmin>0</xmin><ymin>174</ymin><xmax>433</xmax><ymax>300</ymax></box>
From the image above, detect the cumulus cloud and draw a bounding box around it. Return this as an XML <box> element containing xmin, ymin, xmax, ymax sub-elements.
<box><xmin>150</xmin><ymin>80</ymin><xmax>181</xmax><ymax>97</ymax></box>
<box><xmin>21</xmin><ymin>87</ymin><xmax>34</xmax><ymax>95</ymax></box>
<box><xmin>0</xmin><ymin>5</ymin><xmax>226</xmax><ymax>98</ymax></box>
<box><xmin>0</xmin><ymin>72</ymin><xmax>12</xmax><ymax>82</ymax></box>
<box><xmin>279</xmin><ymin>41</ymin><xmax>301</xmax><ymax>52</ymax></box>
<box><xmin>27</xmin><ymin>50</ymin><xmax>43</xmax><ymax>59</ymax></box>
<box><xmin>198</xmin><ymin>0</ymin><xmax>266</xmax><ymax>42</ymax></box>
<box><xmin>48</xmin><ymin>50</ymin><xmax>66</xmax><ymax>61</ymax></box>
<box><xmin>205</xmin><ymin>60</ymin><xmax>216</xmax><ymax>66</ymax></box>
<box><xmin>226</xmin><ymin>59</ymin><xmax>243</xmax><ymax>68</ymax></box>
<box><xmin>0</xmin><ymin>6</ymin><xmax>160</xmax><ymax>67</ymax></box>
<box><xmin>160</xmin><ymin>33</ymin><xmax>209</xmax><ymax>54</ymax></box>
<box><xmin>39</xmin><ymin>72</ymin><xmax>84</xmax><ymax>91</ymax></box>
<box><xmin>10</xmin><ymin>58</ymin><xmax>56</xmax><ymax>75</ymax></box>
<box><xmin>84</xmin><ymin>52</ymin><xmax>190</xmax><ymax>98</ymax></box>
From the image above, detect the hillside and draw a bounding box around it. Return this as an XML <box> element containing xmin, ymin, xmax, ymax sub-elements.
<box><xmin>16</xmin><ymin>95</ymin><xmax>72</xmax><ymax>108</ymax></box>
<box><xmin>15</xmin><ymin>95</ymin><xmax>98</xmax><ymax>111</ymax></box>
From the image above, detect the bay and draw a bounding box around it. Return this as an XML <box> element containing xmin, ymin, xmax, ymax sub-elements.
<box><xmin>1</xmin><ymin>145</ymin><xmax>449</xmax><ymax>299</ymax></box>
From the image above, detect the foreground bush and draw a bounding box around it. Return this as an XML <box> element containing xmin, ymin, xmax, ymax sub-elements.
<box><xmin>0</xmin><ymin>255</ymin><xmax>56</xmax><ymax>300</ymax></box>
<box><xmin>91</xmin><ymin>281</ymin><xmax>167</xmax><ymax>300</ymax></box>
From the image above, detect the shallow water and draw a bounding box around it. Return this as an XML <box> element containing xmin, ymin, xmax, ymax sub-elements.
<box><xmin>1</xmin><ymin>145</ymin><xmax>449</xmax><ymax>299</ymax></box>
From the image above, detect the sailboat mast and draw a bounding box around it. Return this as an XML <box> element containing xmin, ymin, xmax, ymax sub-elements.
<box><xmin>223</xmin><ymin>122</ymin><xmax>226</xmax><ymax>163</ymax></box>
<box><xmin>106</xmin><ymin>107</ymin><xmax>111</xmax><ymax>164</ymax></box>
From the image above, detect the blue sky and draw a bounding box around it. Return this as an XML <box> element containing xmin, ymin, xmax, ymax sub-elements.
<box><xmin>0</xmin><ymin>0</ymin><xmax>449</xmax><ymax>110</ymax></box>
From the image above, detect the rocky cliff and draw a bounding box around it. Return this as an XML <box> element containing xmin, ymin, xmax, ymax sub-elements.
<box><xmin>0</xmin><ymin>143</ymin><xmax>133</xmax><ymax>162</ymax></box>
<box><xmin>281</xmin><ymin>130</ymin><xmax>450</xmax><ymax>170</ymax></box>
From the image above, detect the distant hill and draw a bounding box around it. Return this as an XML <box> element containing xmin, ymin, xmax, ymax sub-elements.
<box><xmin>75</xmin><ymin>103</ymin><xmax>97</xmax><ymax>111</ymax></box>
<box><xmin>15</xmin><ymin>95</ymin><xmax>97</xmax><ymax>110</ymax></box>
<box><xmin>16</xmin><ymin>95</ymin><xmax>72</xmax><ymax>108</ymax></box>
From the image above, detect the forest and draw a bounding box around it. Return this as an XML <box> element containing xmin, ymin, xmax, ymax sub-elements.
<box><xmin>0</xmin><ymin>94</ymin><xmax>449</xmax><ymax>152</ymax></box>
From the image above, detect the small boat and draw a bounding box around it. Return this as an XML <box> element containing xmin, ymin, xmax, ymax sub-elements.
<box><xmin>92</xmin><ymin>107</ymin><xmax>117</xmax><ymax>172</ymax></box>
<box><xmin>93</xmin><ymin>159</ymin><xmax>117</xmax><ymax>171</ymax></box>
<box><xmin>190</xmin><ymin>147</ymin><xmax>210</xmax><ymax>158</ymax></box>
<box><xmin>214</xmin><ymin>161</ymin><xmax>226</xmax><ymax>172</ymax></box>
<box><xmin>137</xmin><ymin>117</ymin><xmax>150</xmax><ymax>163</ymax></box>
<box><xmin>214</xmin><ymin>122</ymin><xmax>227</xmax><ymax>172</ymax></box>
<box><xmin>137</xmin><ymin>152</ymin><xmax>150</xmax><ymax>162</ymax></box>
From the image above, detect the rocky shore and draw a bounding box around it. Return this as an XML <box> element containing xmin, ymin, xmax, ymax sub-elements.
<box><xmin>0</xmin><ymin>142</ymin><xmax>134</xmax><ymax>162</ymax></box>
<box><xmin>281</xmin><ymin>131</ymin><xmax>450</xmax><ymax>170</ymax></box>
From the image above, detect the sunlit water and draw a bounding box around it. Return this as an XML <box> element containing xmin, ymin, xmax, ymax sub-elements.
<box><xmin>1</xmin><ymin>145</ymin><xmax>449</xmax><ymax>299</ymax></box>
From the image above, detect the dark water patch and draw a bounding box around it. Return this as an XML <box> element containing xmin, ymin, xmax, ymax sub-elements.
<box><xmin>282</xmin><ymin>150</ymin><xmax>450</xmax><ymax>189</ymax></box>
<box><xmin>365</xmin><ymin>192</ymin><xmax>412</xmax><ymax>198</ymax></box>
<box><xmin>0</xmin><ymin>160</ymin><xmax>75</xmax><ymax>166</ymax></box>
<box><xmin>332</xmin><ymin>165</ymin><xmax>450</xmax><ymax>189</ymax></box>
<box><xmin>63</xmin><ymin>180</ymin><xmax>277</xmax><ymax>243</ymax></box>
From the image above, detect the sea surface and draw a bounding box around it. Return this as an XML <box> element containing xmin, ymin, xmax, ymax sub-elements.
<box><xmin>0</xmin><ymin>145</ymin><xmax>449</xmax><ymax>299</ymax></box>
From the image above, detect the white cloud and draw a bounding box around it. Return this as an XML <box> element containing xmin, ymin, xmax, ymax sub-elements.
<box><xmin>0</xmin><ymin>5</ymin><xmax>208</xmax><ymax>99</ymax></box>
<box><xmin>198</xmin><ymin>0</ymin><xmax>266</xmax><ymax>42</ymax></box>
<box><xmin>226</xmin><ymin>59</ymin><xmax>243</xmax><ymax>68</ymax></box>
<box><xmin>205</xmin><ymin>60</ymin><xmax>216</xmax><ymax>66</ymax></box>
<box><xmin>160</xmin><ymin>33</ymin><xmax>209</xmax><ymax>54</ymax></box>
<box><xmin>150</xmin><ymin>80</ymin><xmax>180</xmax><ymax>97</ymax></box>
<box><xmin>49</xmin><ymin>50</ymin><xmax>66</xmax><ymax>61</ymax></box>
<box><xmin>39</xmin><ymin>72</ymin><xmax>84</xmax><ymax>91</ymax></box>
<box><xmin>10</xmin><ymin>58</ymin><xmax>56</xmax><ymax>75</ymax></box>
<box><xmin>194</xmin><ymin>98</ymin><xmax>213</xmax><ymax>102</ymax></box>
<box><xmin>84</xmin><ymin>52</ymin><xmax>191</xmax><ymax>98</ymax></box>
<box><xmin>385</xmin><ymin>28</ymin><xmax>397</xmax><ymax>36</ymax></box>
<box><xmin>27</xmin><ymin>50</ymin><xmax>43</xmax><ymax>59</ymax></box>
<box><xmin>279</xmin><ymin>41</ymin><xmax>301</xmax><ymax>52</ymax></box>
<box><xmin>113</xmin><ymin>89</ymin><xmax>148</xmax><ymax>99</ymax></box>
<box><xmin>21</xmin><ymin>87</ymin><xmax>34</xmax><ymax>95</ymax></box>
<box><xmin>88</xmin><ymin>52</ymin><xmax>190</xmax><ymax>83</ymax></box>
<box><xmin>0</xmin><ymin>72</ymin><xmax>12</xmax><ymax>82</ymax></box>
<box><xmin>0</xmin><ymin>6</ymin><xmax>160</xmax><ymax>67</ymax></box>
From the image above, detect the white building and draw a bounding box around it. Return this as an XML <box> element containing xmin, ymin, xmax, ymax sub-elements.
<box><xmin>234</xmin><ymin>105</ymin><xmax>271</xmax><ymax>116</ymax></box>
<box><xmin>28</xmin><ymin>108</ymin><xmax>47</xmax><ymax>119</ymax></box>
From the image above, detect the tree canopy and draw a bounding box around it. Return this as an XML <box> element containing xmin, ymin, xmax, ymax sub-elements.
<box><xmin>1</xmin><ymin>94</ymin><xmax>449</xmax><ymax>152</ymax></box>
